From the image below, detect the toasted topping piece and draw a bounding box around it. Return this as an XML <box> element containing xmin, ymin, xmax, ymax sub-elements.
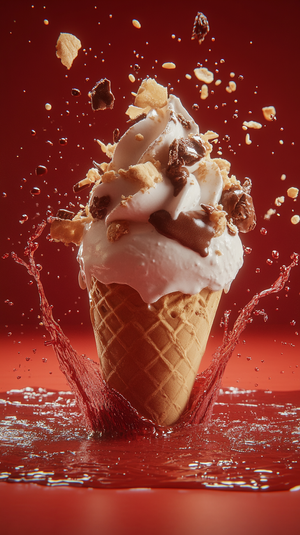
<box><xmin>90</xmin><ymin>78</ymin><xmax>114</xmax><ymax>111</ymax></box>
<box><xmin>119</xmin><ymin>162</ymin><xmax>162</xmax><ymax>190</ymax></box>
<box><xmin>287</xmin><ymin>187</ymin><xmax>299</xmax><ymax>199</ymax></box>
<box><xmin>107</xmin><ymin>220</ymin><xmax>130</xmax><ymax>242</ymax></box>
<box><xmin>102</xmin><ymin>170</ymin><xmax>118</xmax><ymax>183</ymax></box>
<box><xmin>194</xmin><ymin>68</ymin><xmax>214</xmax><ymax>84</ymax></box>
<box><xmin>56</xmin><ymin>33</ymin><xmax>81</xmax><ymax>70</ymax></box>
<box><xmin>200</xmin><ymin>84</ymin><xmax>209</xmax><ymax>100</ymax></box>
<box><xmin>291</xmin><ymin>215</ymin><xmax>300</xmax><ymax>225</ymax></box>
<box><xmin>262</xmin><ymin>106</ymin><xmax>276</xmax><ymax>121</ymax></box>
<box><xmin>264</xmin><ymin>208</ymin><xmax>276</xmax><ymax>220</ymax></box>
<box><xmin>275</xmin><ymin>196</ymin><xmax>285</xmax><ymax>206</ymax></box>
<box><xmin>176</xmin><ymin>113</ymin><xmax>191</xmax><ymax>129</ymax></box>
<box><xmin>132</xmin><ymin>19</ymin><xmax>141</xmax><ymax>29</ymax></box>
<box><xmin>191</xmin><ymin>12</ymin><xmax>210</xmax><ymax>44</ymax></box>
<box><xmin>126</xmin><ymin>106</ymin><xmax>150</xmax><ymax>121</ymax></box>
<box><xmin>202</xmin><ymin>204</ymin><xmax>227</xmax><ymax>237</ymax></box>
<box><xmin>73</xmin><ymin>168</ymin><xmax>102</xmax><ymax>192</ymax></box>
<box><xmin>96</xmin><ymin>139</ymin><xmax>117</xmax><ymax>159</ymax></box>
<box><xmin>162</xmin><ymin>62</ymin><xmax>176</xmax><ymax>70</ymax></box>
<box><xmin>50</xmin><ymin>218</ymin><xmax>88</xmax><ymax>245</ymax></box>
<box><xmin>134</xmin><ymin>78</ymin><xmax>168</xmax><ymax>109</ymax></box>
<box><xmin>243</xmin><ymin>120</ymin><xmax>262</xmax><ymax>129</ymax></box>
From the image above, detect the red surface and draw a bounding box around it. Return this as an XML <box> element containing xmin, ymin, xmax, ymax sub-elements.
<box><xmin>0</xmin><ymin>484</ymin><xmax>299</xmax><ymax>535</ymax></box>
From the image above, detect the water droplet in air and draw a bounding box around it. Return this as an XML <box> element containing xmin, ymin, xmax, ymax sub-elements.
<box><xmin>260</xmin><ymin>228</ymin><xmax>267</xmax><ymax>235</ymax></box>
<box><xmin>272</xmin><ymin>250</ymin><xmax>279</xmax><ymax>259</ymax></box>
<box><xmin>35</xmin><ymin>165</ymin><xmax>47</xmax><ymax>176</ymax></box>
<box><xmin>19</xmin><ymin>214</ymin><xmax>28</xmax><ymax>224</ymax></box>
<box><xmin>31</xmin><ymin>187</ymin><xmax>40</xmax><ymax>196</ymax></box>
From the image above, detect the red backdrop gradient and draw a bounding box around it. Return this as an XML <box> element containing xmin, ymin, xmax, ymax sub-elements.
<box><xmin>1</xmin><ymin>0</ymin><xmax>299</xmax><ymax>331</ymax></box>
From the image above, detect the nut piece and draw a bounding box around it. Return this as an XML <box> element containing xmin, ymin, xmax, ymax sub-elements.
<box><xmin>287</xmin><ymin>187</ymin><xmax>299</xmax><ymax>199</ymax></box>
<box><xmin>262</xmin><ymin>106</ymin><xmax>276</xmax><ymax>121</ymax></box>
<box><xmin>107</xmin><ymin>220</ymin><xmax>130</xmax><ymax>242</ymax></box>
<box><xmin>243</xmin><ymin>120</ymin><xmax>262</xmax><ymax>129</ymax></box>
<box><xmin>119</xmin><ymin>162</ymin><xmax>162</xmax><ymax>190</ymax></box>
<box><xmin>134</xmin><ymin>78</ymin><xmax>168</xmax><ymax>109</ymax></box>
<box><xmin>194</xmin><ymin>68</ymin><xmax>214</xmax><ymax>84</ymax></box>
<box><xmin>56</xmin><ymin>33</ymin><xmax>81</xmax><ymax>70</ymax></box>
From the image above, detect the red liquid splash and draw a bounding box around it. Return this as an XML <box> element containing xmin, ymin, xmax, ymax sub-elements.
<box><xmin>11</xmin><ymin>220</ymin><xmax>299</xmax><ymax>438</ymax></box>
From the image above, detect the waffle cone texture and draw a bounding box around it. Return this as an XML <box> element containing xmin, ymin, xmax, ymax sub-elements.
<box><xmin>89</xmin><ymin>277</ymin><xmax>222</xmax><ymax>426</ymax></box>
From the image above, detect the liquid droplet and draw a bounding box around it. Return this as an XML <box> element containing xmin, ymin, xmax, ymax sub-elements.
<box><xmin>35</xmin><ymin>165</ymin><xmax>48</xmax><ymax>176</ymax></box>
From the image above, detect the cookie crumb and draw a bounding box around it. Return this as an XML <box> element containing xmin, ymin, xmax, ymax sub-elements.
<box><xmin>56</xmin><ymin>33</ymin><xmax>81</xmax><ymax>70</ymax></box>
<box><xmin>291</xmin><ymin>215</ymin><xmax>300</xmax><ymax>225</ymax></box>
<box><xmin>194</xmin><ymin>67</ymin><xmax>214</xmax><ymax>84</ymax></box>
<box><xmin>107</xmin><ymin>220</ymin><xmax>130</xmax><ymax>241</ymax></box>
<box><xmin>287</xmin><ymin>187</ymin><xmax>299</xmax><ymax>199</ymax></box>
<box><xmin>262</xmin><ymin>106</ymin><xmax>276</xmax><ymax>121</ymax></box>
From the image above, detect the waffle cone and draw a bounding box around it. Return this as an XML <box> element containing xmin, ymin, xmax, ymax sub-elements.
<box><xmin>89</xmin><ymin>277</ymin><xmax>222</xmax><ymax>426</ymax></box>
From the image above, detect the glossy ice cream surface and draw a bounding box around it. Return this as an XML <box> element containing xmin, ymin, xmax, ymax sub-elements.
<box><xmin>52</xmin><ymin>79</ymin><xmax>256</xmax><ymax>303</ymax></box>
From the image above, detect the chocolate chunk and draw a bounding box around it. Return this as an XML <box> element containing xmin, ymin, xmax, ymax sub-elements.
<box><xmin>221</xmin><ymin>183</ymin><xmax>256</xmax><ymax>233</ymax></box>
<box><xmin>191</xmin><ymin>12</ymin><xmax>210</xmax><ymax>44</ymax></box>
<box><xmin>90</xmin><ymin>79</ymin><xmax>114</xmax><ymax>111</ymax></box>
<box><xmin>149</xmin><ymin>209</ymin><xmax>215</xmax><ymax>257</ymax></box>
<box><xmin>126</xmin><ymin>112</ymin><xmax>147</xmax><ymax>125</ymax></box>
<box><xmin>90</xmin><ymin>195</ymin><xmax>111</xmax><ymax>220</ymax></box>
<box><xmin>176</xmin><ymin>113</ymin><xmax>191</xmax><ymax>129</ymax></box>
<box><xmin>113</xmin><ymin>128</ymin><xmax>121</xmax><ymax>143</ymax></box>
<box><xmin>166</xmin><ymin>137</ymin><xmax>205</xmax><ymax>196</ymax></box>
<box><xmin>55</xmin><ymin>209</ymin><xmax>75</xmax><ymax>220</ymax></box>
<box><xmin>92</xmin><ymin>161</ymin><xmax>104</xmax><ymax>174</ymax></box>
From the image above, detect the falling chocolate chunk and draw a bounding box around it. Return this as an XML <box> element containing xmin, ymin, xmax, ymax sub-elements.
<box><xmin>191</xmin><ymin>12</ymin><xmax>210</xmax><ymax>44</ymax></box>
<box><xmin>55</xmin><ymin>209</ymin><xmax>75</xmax><ymax>220</ymax></box>
<box><xmin>149</xmin><ymin>209</ymin><xmax>215</xmax><ymax>257</ymax></box>
<box><xmin>90</xmin><ymin>79</ymin><xmax>114</xmax><ymax>111</ymax></box>
<box><xmin>113</xmin><ymin>128</ymin><xmax>121</xmax><ymax>143</ymax></box>
<box><xmin>166</xmin><ymin>136</ymin><xmax>205</xmax><ymax>196</ymax></box>
<box><xmin>221</xmin><ymin>182</ymin><xmax>256</xmax><ymax>233</ymax></box>
<box><xmin>90</xmin><ymin>195</ymin><xmax>111</xmax><ymax>220</ymax></box>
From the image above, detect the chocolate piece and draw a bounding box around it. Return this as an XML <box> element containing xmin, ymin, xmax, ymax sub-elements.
<box><xmin>92</xmin><ymin>161</ymin><xmax>104</xmax><ymax>174</ymax></box>
<box><xmin>113</xmin><ymin>128</ymin><xmax>121</xmax><ymax>143</ymax></box>
<box><xmin>126</xmin><ymin>112</ymin><xmax>147</xmax><ymax>125</ymax></box>
<box><xmin>166</xmin><ymin>137</ymin><xmax>205</xmax><ymax>196</ymax></box>
<box><xmin>90</xmin><ymin>195</ymin><xmax>111</xmax><ymax>220</ymax></box>
<box><xmin>55</xmin><ymin>209</ymin><xmax>75</xmax><ymax>220</ymax></box>
<box><xmin>176</xmin><ymin>113</ymin><xmax>191</xmax><ymax>129</ymax></box>
<box><xmin>191</xmin><ymin>12</ymin><xmax>210</xmax><ymax>44</ymax></box>
<box><xmin>149</xmin><ymin>209</ymin><xmax>215</xmax><ymax>257</ymax></box>
<box><xmin>221</xmin><ymin>180</ymin><xmax>256</xmax><ymax>233</ymax></box>
<box><xmin>73</xmin><ymin>180</ymin><xmax>91</xmax><ymax>193</ymax></box>
<box><xmin>90</xmin><ymin>79</ymin><xmax>114</xmax><ymax>111</ymax></box>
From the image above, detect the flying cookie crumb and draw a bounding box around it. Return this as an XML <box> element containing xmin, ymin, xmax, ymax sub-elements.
<box><xmin>287</xmin><ymin>187</ymin><xmax>299</xmax><ymax>199</ymax></box>
<box><xmin>107</xmin><ymin>220</ymin><xmax>130</xmax><ymax>241</ymax></box>
<box><xmin>194</xmin><ymin>67</ymin><xmax>214</xmax><ymax>84</ymax></box>
<box><xmin>56</xmin><ymin>33</ymin><xmax>81</xmax><ymax>69</ymax></box>
<box><xmin>262</xmin><ymin>106</ymin><xmax>276</xmax><ymax>121</ymax></box>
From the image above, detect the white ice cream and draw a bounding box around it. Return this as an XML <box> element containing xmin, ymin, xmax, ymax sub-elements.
<box><xmin>77</xmin><ymin>80</ymin><xmax>244</xmax><ymax>303</ymax></box>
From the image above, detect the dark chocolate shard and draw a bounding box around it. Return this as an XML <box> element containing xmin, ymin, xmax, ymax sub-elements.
<box><xmin>149</xmin><ymin>209</ymin><xmax>215</xmax><ymax>257</ymax></box>
<box><xmin>191</xmin><ymin>12</ymin><xmax>210</xmax><ymax>44</ymax></box>
<box><xmin>55</xmin><ymin>209</ymin><xmax>75</xmax><ymax>220</ymax></box>
<box><xmin>90</xmin><ymin>195</ymin><xmax>111</xmax><ymax>220</ymax></box>
<box><xmin>90</xmin><ymin>79</ymin><xmax>114</xmax><ymax>111</ymax></box>
<box><xmin>166</xmin><ymin>136</ymin><xmax>205</xmax><ymax>196</ymax></box>
<box><xmin>221</xmin><ymin>180</ymin><xmax>256</xmax><ymax>233</ymax></box>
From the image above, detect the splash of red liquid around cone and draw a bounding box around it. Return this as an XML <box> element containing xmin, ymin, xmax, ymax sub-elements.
<box><xmin>12</xmin><ymin>221</ymin><xmax>299</xmax><ymax>436</ymax></box>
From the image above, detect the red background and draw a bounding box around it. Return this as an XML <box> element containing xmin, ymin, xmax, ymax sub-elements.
<box><xmin>1</xmin><ymin>0</ymin><xmax>300</xmax><ymax>352</ymax></box>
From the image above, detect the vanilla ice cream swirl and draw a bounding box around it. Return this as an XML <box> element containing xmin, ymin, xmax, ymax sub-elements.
<box><xmin>77</xmin><ymin>80</ymin><xmax>255</xmax><ymax>303</ymax></box>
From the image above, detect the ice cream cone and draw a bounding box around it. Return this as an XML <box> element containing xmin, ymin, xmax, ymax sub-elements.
<box><xmin>89</xmin><ymin>276</ymin><xmax>222</xmax><ymax>426</ymax></box>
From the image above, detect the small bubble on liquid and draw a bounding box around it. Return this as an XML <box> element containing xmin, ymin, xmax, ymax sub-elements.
<box><xmin>35</xmin><ymin>165</ymin><xmax>47</xmax><ymax>176</ymax></box>
<box><xmin>255</xmin><ymin>367</ymin><xmax>259</xmax><ymax>372</ymax></box>
<box><xmin>3</xmin><ymin>192</ymin><xmax>7</xmax><ymax>198</ymax></box>
<box><xmin>260</xmin><ymin>227</ymin><xmax>267</xmax><ymax>235</ymax></box>
<box><xmin>290</xmin><ymin>320</ymin><xmax>296</xmax><ymax>326</ymax></box>
<box><xmin>2</xmin><ymin>253</ymin><xmax>9</xmax><ymax>259</ymax></box>
<box><xmin>19</xmin><ymin>214</ymin><xmax>28</xmax><ymax>224</ymax></box>
<box><xmin>31</xmin><ymin>129</ymin><xmax>36</xmax><ymax>136</ymax></box>
<box><xmin>244</xmin><ymin>247</ymin><xmax>252</xmax><ymax>255</ymax></box>
<box><xmin>59</xmin><ymin>138</ymin><xmax>68</xmax><ymax>145</ymax></box>
<box><xmin>30</xmin><ymin>187</ymin><xmax>40</xmax><ymax>196</ymax></box>
<box><xmin>255</xmin><ymin>268</ymin><xmax>261</xmax><ymax>274</ymax></box>
<box><xmin>266</xmin><ymin>258</ymin><xmax>273</xmax><ymax>265</ymax></box>
<box><xmin>272</xmin><ymin>250</ymin><xmax>279</xmax><ymax>259</ymax></box>
<box><xmin>247</xmin><ymin>356</ymin><xmax>252</xmax><ymax>361</ymax></box>
<box><xmin>42</xmin><ymin>358</ymin><xmax>47</xmax><ymax>363</ymax></box>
